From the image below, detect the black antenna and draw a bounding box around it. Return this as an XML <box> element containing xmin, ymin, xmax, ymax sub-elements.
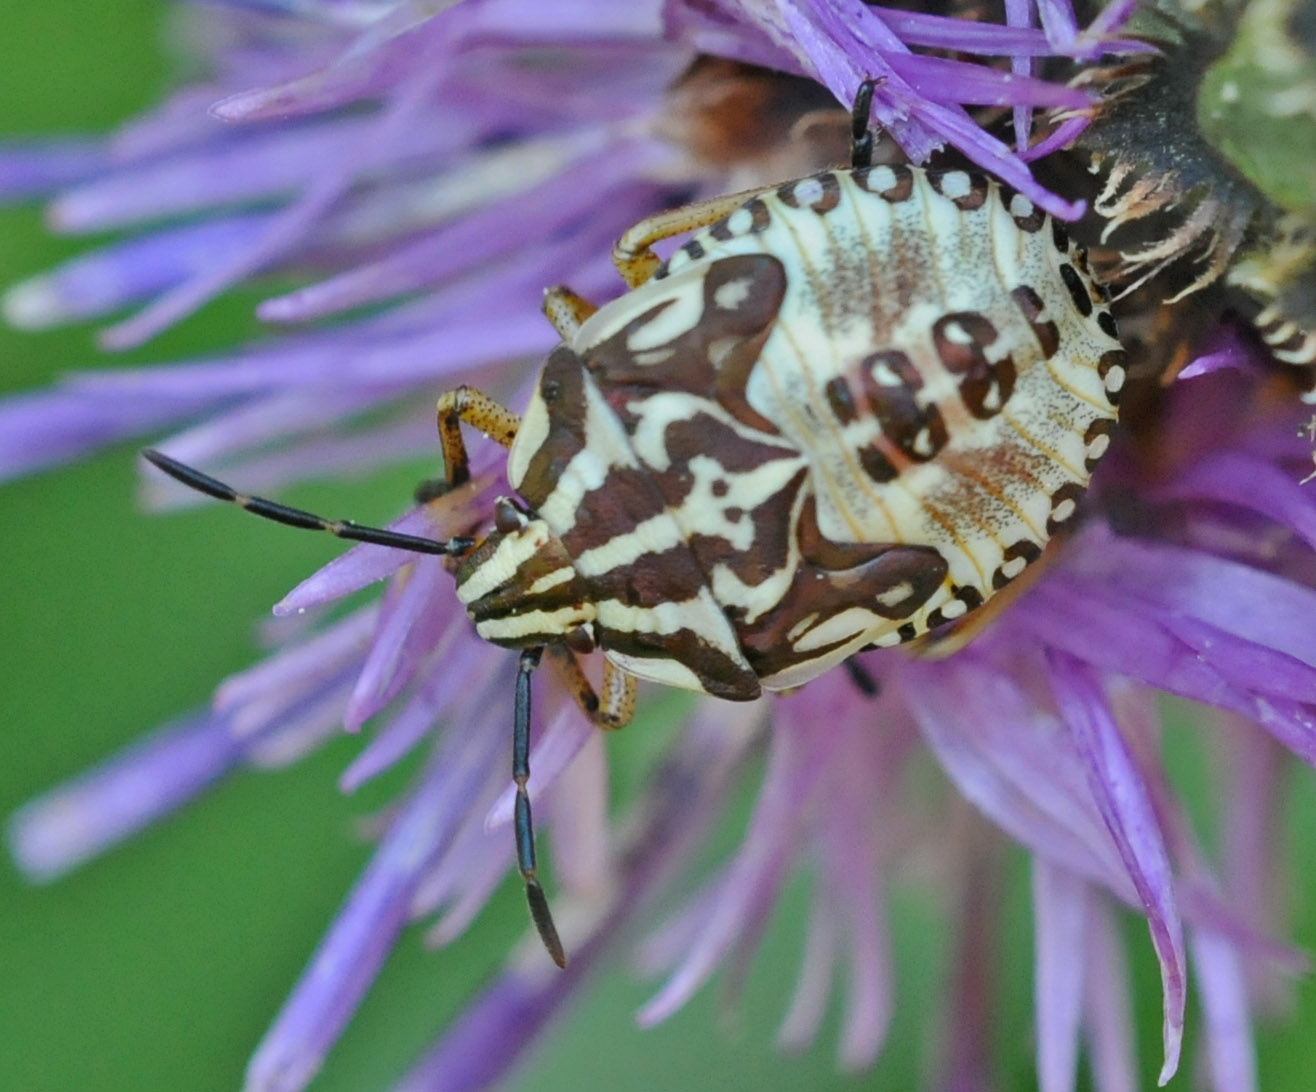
<box><xmin>141</xmin><ymin>449</ymin><xmax>475</xmax><ymax>556</ymax></box>
<box><xmin>143</xmin><ymin>447</ymin><xmax>569</xmax><ymax>966</ymax></box>
<box><xmin>514</xmin><ymin>646</ymin><xmax>567</xmax><ymax>967</ymax></box>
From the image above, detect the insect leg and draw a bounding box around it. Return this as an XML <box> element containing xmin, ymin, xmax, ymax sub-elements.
<box><xmin>842</xmin><ymin>656</ymin><xmax>880</xmax><ymax>698</ymax></box>
<box><xmin>850</xmin><ymin>77</ymin><xmax>878</xmax><ymax>169</ymax></box>
<box><xmin>547</xmin><ymin>646</ymin><xmax>637</xmax><ymax>730</ymax></box>
<box><xmin>415</xmin><ymin>386</ymin><xmax>522</xmax><ymax>503</ymax></box>
<box><xmin>612</xmin><ymin>186</ymin><xmax>772</xmax><ymax>289</ymax></box>
<box><xmin>542</xmin><ymin>285</ymin><xmax>598</xmax><ymax>340</ymax></box>
<box><xmin>141</xmin><ymin>449</ymin><xmax>473</xmax><ymax>555</ymax></box>
<box><xmin>614</xmin><ymin>78</ymin><xmax>883</xmax><ymax>287</ymax></box>
<box><xmin>513</xmin><ymin>646</ymin><xmax>568</xmax><ymax>968</ymax></box>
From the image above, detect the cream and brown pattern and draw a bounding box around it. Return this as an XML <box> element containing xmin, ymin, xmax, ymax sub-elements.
<box><xmin>463</xmin><ymin>166</ymin><xmax>1122</xmax><ymax>697</ymax></box>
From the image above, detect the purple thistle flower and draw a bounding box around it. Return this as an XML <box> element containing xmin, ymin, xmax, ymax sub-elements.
<box><xmin>5</xmin><ymin>3</ymin><xmax>1315</xmax><ymax>1092</ymax></box>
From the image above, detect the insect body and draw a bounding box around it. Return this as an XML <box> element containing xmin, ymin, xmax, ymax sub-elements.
<box><xmin>479</xmin><ymin>164</ymin><xmax>1125</xmax><ymax>701</ymax></box>
<box><xmin>143</xmin><ymin>81</ymin><xmax>1123</xmax><ymax>965</ymax></box>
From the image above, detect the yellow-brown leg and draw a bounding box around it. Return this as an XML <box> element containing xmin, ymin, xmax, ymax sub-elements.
<box><xmin>612</xmin><ymin>186</ymin><xmax>767</xmax><ymax>288</ymax></box>
<box><xmin>548</xmin><ymin>647</ymin><xmax>637</xmax><ymax>730</ymax></box>
<box><xmin>416</xmin><ymin>386</ymin><xmax>520</xmax><ymax>502</ymax></box>
<box><xmin>613</xmin><ymin>80</ymin><xmax>881</xmax><ymax>290</ymax></box>
<box><xmin>437</xmin><ymin>385</ymin><xmax>520</xmax><ymax>486</ymax></box>
<box><xmin>542</xmin><ymin>285</ymin><xmax>598</xmax><ymax>341</ymax></box>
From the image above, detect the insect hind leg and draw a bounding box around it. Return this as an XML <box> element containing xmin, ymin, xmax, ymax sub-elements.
<box><xmin>850</xmin><ymin>77</ymin><xmax>879</xmax><ymax>169</ymax></box>
<box><xmin>612</xmin><ymin>187</ymin><xmax>771</xmax><ymax>289</ymax></box>
<box><xmin>547</xmin><ymin>646</ymin><xmax>637</xmax><ymax>730</ymax></box>
<box><xmin>612</xmin><ymin>77</ymin><xmax>884</xmax><ymax>289</ymax></box>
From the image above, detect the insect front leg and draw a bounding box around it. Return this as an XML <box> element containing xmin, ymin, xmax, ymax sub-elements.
<box><xmin>547</xmin><ymin>646</ymin><xmax>638</xmax><ymax>731</ymax></box>
<box><xmin>415</xmin><ymin>386</ymin><xmax>521</xmax><ymax>503</ymax></box>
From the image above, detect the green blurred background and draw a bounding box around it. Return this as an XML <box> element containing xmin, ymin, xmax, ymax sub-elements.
<box><xmin>2</xmin><ymin>4</ymin><xmax>1315</xmax><ymax>1091</ymax></box>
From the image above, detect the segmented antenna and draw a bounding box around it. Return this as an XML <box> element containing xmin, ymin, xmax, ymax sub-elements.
<box><xmin>514</xmin><ymin>647</ymin><xmax>567</xmax><ymax>967</ymax></box>
<box><xmin>142</xmin><ymin>449</ymin><xmax>474</xmax><ymax>556</ymax></box>
<box><xmin>141</xmin><ymin>448</ymin><xmax>568</xmax><ymax>966</ymax></box>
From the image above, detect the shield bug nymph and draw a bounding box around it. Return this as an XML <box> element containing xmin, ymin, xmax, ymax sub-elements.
<box><xmin>143</xmin><ymin>79</ymin><xmax>1124</xmax><ymax>966</ymax></box>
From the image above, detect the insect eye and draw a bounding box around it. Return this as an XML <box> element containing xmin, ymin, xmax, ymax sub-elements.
<box><xmin>494</xmin><ymin>497</ymin><xmax>529</xmax><ymax>534</ymax></box>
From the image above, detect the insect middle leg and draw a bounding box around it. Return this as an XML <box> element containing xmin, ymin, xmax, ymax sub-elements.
<box><xmin>542</xmin><ymin>285</ymin><xmax>598</xmax><ymax>340</ymax></box>
<box><xmin>415</xmin><ymin>386</ymin><xmax>521</xmax><ymax>502</ymax></box>
<box><xmin>547</xmin><ymin>647</ymin><xmax>638</xmax><ymax>731</ymax></box>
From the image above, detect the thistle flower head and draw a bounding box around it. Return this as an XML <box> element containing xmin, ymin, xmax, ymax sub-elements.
<box><xmin>5</xmin><ymin>4</ymin><xmax>1316</xmax><ymax>1092</ymax></box>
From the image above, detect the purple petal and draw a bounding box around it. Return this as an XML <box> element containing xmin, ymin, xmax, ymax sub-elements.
<box><xmin>544</xmin><ymin>729</ymin><xmax>612</xmax><ymax>898</ymax></box>
<box><xmin>1078</xmin><ymin>0</ymin><xmax>1146</xmax><ymax>51</ymax></box>
<box><xmin>7</xmin><ymin>712</ymin><xmax>241</xmax><ymax>880</ymax></box>
<box><xmin>99</xmin><ymin>169</ymin><xmax>352</xmax><ymax>349</ymax></box>
<box><xmin>1216</xmin><ymin>723</ymin><xmax>1296</xmax><ymax>1010</ymax></box>
<box><xmin>1064</xmin><ymin>531</ymin><xmax>1316</xmax><ymax>667</ymax></box>
<box><xmin>260</xmin><ymin>205</ymin><xmax>625</xmax><ymax>327</ymax></box>
<box><xmin>245</xmin><ymin>722</ymin><xmax>504</xmax><ymax>1092</ymax></box>
<box><xmin>392</xmin><ymin>699</ymin><xmax>760</xmax><ymax>1092</ymax></box>
<box><xmin>637</xmin><ymin>690</ymin><xmax>838</xmax><ymax>1026</ymax></box>
<box><xmin>1190</xmin><ymin>927</ymin><xmax>1258</xmax><ymax>1092</ymax></box>
<box><xmin>49</xmin><ymin>119</ymin><xmax>421</xmax><ymax>233</ymax></box>
<box><xmin>1150</xmin><ymin>452</ymin><xmax>1316</xmax><ymax>553</ymax></box>
<box><xmin>146</xmin><ymin>396</ymin><xmax>440</xmax><ymax>506</ymax></box>
<box><xmin>420</xmin><ymin>836</ymin><xmax>510</xmax><ymax>949</ymax></box>
<box><xmin>782</xmin><ymin>0</ymin><xmax>1087</xmax><ymax>216</ymax></box>
<box><xmin>1161</xmin><ymin>613</ymin><xmax>1316</xmax><ymax>705</ymax></box>
<box><xmin>215</xmin><ymin>607</ymin><xmax>377</xmax><ymax>725</ymax></box>
<box><xmin>903</xmin><ymin>658</ymin><xmax>1135</xmax><ymax>897</ymax></box>
<box><xmin>338</xmin><ymin>628</ymin><xmax>485</xmax><ymax>792</ymax></box>
<box><xmin>73</xmin><ymin>309</ymin><xmax>554</xmax><ymax>393</ymax></box>
<box><xmin>906</xmin><ymin>100</ymin><xmax>1085</xmax><ymax>218</ymax></box>
<box><xmin>255</xmin><ymin>143</ymin><xmax>665</xmax><ymax>322</ymax></box>
<box><xmin>776</xmin><ymin>888</ymin><xmax>838</xmax><ymax>1054</ymax></box>
<box><xmin>1047</xmin><ymin>653</ymin><xmax>1185</xmax><ymax>1084</ymax></box>
<box><xmin>1033</xmin><ymin>861</ymin><xmax>1089</xmax><ymax>1092</ymax></box>
<box><xmin>211</xmin><ymin>33</ymin><xmax>415</xmax><ymax>123</ymax></box>
<box><xmin>1021</xmin><ymin>116</ymin><xmax>1090</xmax><ymax>162</ymax></box>
<box><xmin>1083</xmin><ymin>900</ymin><xmax>1139</xmax><ymax>1092</ymax></box>
<box><xmin>828</xmin><ymin>816</ymin><xmax>891</xmax><ymax>1070</ymax></box>
<box><xmin>1036</xmin><ymin>0</ymin><xmax>1080</xmax><ymax>50</ymax></box>
<box><xmin>877</xmin><ymin>10</ymin><xmax>1056</xmax><ymax>55</ymax></box>
<box><xmin>886</xmin><ymin>52</ymin><xmax>1090</xmax><ymax>110</ymax></box>
<box><xmin>0</xmin><ymin>387</ymin><xmax>218</xmax><ymax>482</ymax></box>
<box><xmin>102</xmin><ymin>37</ymin><xmax>488</xmax><ymax>349</ymax></box>
<box><xmin>1004</xmin><ymin>0</ymin><xmax>1035</xmax><ymax>150</ymax></box>
<box><xmin>388</xmin><ymin>957</ymin><xmax>590</xmax><ymax>1092</ymax></box>
<box><xmin>1019</xmin><ymin>568</ymin><xmax>1316</xmax><ymax>766</ymax></box>
<box><xmin>345</xmin><ymin>556</ymin><xmax>451</xmax><ymax>729</ymax></box>
<box><xmin>661</xmin><ymin>0</ymin><xmax>805</xmax><ymax>74</ymax></box>
<box><xmin>0</xmin><ymin>138</ymin><xmax>108</xmax><ymax>199</ymax></box>
<box><xmin>4</xmin><ymin>214</ymin><xmax>270</xmax><ymax>329</ymax></box>
<box><xmin>939</xmin><ymin>833</ymin><xmax>998</xmax><ymax>1092</ymax></box>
